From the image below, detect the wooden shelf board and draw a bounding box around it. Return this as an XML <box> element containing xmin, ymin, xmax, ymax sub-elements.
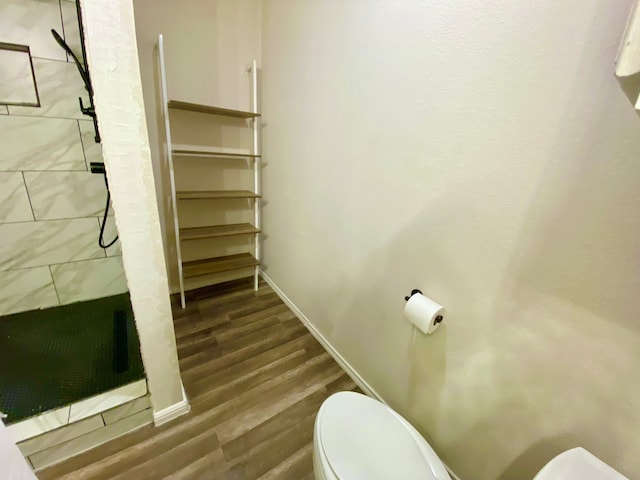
<box><xmin>168</xmin><ymin>100</ymin><xmax>260</xmax><ymax>119</ymax></box>
<box><xmin>172</xmin><ymin>145</ymin><xmax>260</xmax><ymax>159</ymax></box>
<box><xmin>180</xmin><ymin>223</ymin><xmax>260</xmax><ymax>240</ymax></box>
<box><xmin>182</xmin><ymin>253</ymin><xmax>260</xmax><ymax>278</ymax></box>
<box><xmin>176</xmin><ymin>190</ymin><xmax>260</xmax><ymax>200</ymax></box>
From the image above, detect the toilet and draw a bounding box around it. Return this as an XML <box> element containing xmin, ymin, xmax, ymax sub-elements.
<box><xmin>313</xmin><ymin>392</ymin><xmax>629</xmax><ymax>480</ymax></box>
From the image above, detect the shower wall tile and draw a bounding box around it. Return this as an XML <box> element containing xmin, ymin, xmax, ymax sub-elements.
<box><xmin>17</xmin><ymin>382</ymin><xmax>147</xmax><ymax>461</ymax></box>
<box><xmin>79</xmin><ymin>120</ymin><xmax>102</xmax><ymax>166</ymax></box>
<box><xmin>0</xmin><ymin>267</ymin><xmax>58</xmax><ymax>316</ymax></box>
<box><xmin>0</xmin><ymin>218</ymin><xmax>104</xmax><ymax>271</ymax></box>
<box><xmin>8</xmin><ymin>59</ymin><xmax>89</xmax><ymax>119</ymax></box>
<box><xmin>30</xmin><ymin>408</ymin><xmax>153</xmax><ymax>470</ymax></box>
<box><xmin>0</xmin><ymin>0</ymin><xmax>66</xmax><ymax>62</ymax></box>
<box><xmin>0</xmin><ymin>172</ymin><xmax>34</xmax><ymax>222</ymax></box>
<box><xmin>6</xmin><ymin>406</ymin><xmax>70</xmax><ymax>443</ymax></box>
<box><xmin>60</xmin><ymin>1</ymin><xmax>82</xmax><ymax>64</ymax></box>
<box><xmin>0</xmin><ymin>48</ymin><xmax>41</xmax><ymax>106</ymax></box>
<box><xmin>101</xmin><ymin>395</ymin><xmax>151</xmax><ymax>425</ymax></box>
<box><xmin>51</xmin><ymin>256</ymin><xmax>127</xmax><ymax>305</ymax></box>
<box><xmin>0</xmin><ymin>116</ymin><xmax>86</xmax><ymax>171</ymax></box>
<box><xmin>0</xmin><ymin>0</ymin><xmax>124</xmax><ymax>314</ymax></box>
<box><xmin>18</xmin><ymin>414</ymin><xmax>103</xmax><ymax>457</ymax></box>
<box><xmin>68</xmin><ymin>379</ymin><xmax>147</xmax><ymax>423</ymax></box>
<box><xmin>24</xmin><ymin>171</ymin><xmax>112</xmax><ymax>220</ymax></box>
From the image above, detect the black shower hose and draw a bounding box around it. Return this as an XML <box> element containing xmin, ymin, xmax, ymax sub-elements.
<box><xmin>99</xmin><ymin>173</ymin><xmax>118</xmax><ymax>249</ymax></box>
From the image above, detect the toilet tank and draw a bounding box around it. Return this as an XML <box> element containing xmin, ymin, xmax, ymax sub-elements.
<box><xmin>534</xmin><ymin>447</ymin><xmax>629</xmax><ymax>480</ymax></box>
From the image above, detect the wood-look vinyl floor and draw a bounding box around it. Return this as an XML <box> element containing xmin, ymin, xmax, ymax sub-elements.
<box><xmin>39</xmin><ymin>278</ymin><xmax>358</xmax><ymax>480</ymax></box>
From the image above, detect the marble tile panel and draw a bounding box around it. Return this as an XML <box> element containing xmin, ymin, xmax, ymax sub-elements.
<box><xmin>101</xmin><ymin>395</ymin><xmax>151</xmax><ymax>425</ymax></box>
<box><xmin>0</xmin><ymin>49</ymin><xmax>39</xmax><ymax>106</ymax></box>
<box><xmin>0</xmin><ymin>218</ymin><xmax>104</xmax><ymax>270</ymax></box>
<box><xmin>9</xmin><ymin>59</ymin><xmax>90</xmax><ymax>119</ymax></box>
<box><xmin>18</xmin><ymin>415</ymin><xmax>103</xmax><ymax>457</ymax></box>
<box><xmin>24</xmin><ymin>171</ymin><xmax>110</xmax><ymax>220</ymax></box>
<box><xmin>78</xmin><ymin>120</ymin><xmax>102</xmax><ymax>167</ymax></box>
<box><xmin>29</xmin><ymin>408</ymin><xmax>153</xmax><ymax>470</ymax></box>
<box><xmin>0</xmin><ymin>0</ymin><xmax>66</xmax><ymax>62</ymax></box>
<box><xmin>51</xmin><ymin>256</ymin><xmax>127</xmax><ymax>305</ymax></box>
<box><xmin>6</xmin><ymin>406</ymin><xmax>70</xmax><ymax>444</ymax></box>
<box><xmin>0</xmin><ymin>116</ymin><xmax>85</xmax><ymax>171</ymax></box>
<box><xmin>0</xmin><ymin>172</ymin><xmax>34</xmax><ymax>222</ymax></box>
<box><xmin>0</xmin><ymin>267</ymin><xmax>58</xmax><ymax>316</ymax></box>
<box><xmin>68</xmin><ymin>380</ymin><xmax>147</xmax><ymax>424</ymax></box>
<box><xmin>0</xmin><ymin>106</ymin><xmax>8</xmax><ymax>114</ymax></box>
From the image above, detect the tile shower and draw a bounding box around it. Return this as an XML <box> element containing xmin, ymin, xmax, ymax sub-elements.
<box><xmin>0</xmin><ymin>0</ymin><xmax>149</xmax><ymax>468</ymax></box>
<box><xmin>0</xmin><ymin>2</ymin><xmax>124</xmax><ymax>314</ymax></box>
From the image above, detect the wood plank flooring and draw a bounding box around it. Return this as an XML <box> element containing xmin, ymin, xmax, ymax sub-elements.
<box><xmin>38</xmin><ymin>278</ymin><xmax>358</xmax><ymax>480</ymax></box>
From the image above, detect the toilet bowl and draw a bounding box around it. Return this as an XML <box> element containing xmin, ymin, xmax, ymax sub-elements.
<box><xmin>313</xmin><ymin>392</ymin><xmax>629</xmax><ymax>480</ymax></box>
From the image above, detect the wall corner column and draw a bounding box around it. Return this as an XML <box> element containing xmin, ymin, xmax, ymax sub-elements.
<box><xmin>80</xmin><ymin>0</ymin><xmax>187</xmax><ymax>421</ymax></box>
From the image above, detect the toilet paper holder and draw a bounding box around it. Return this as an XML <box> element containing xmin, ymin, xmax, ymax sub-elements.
<box><xmin>404</xmin><ymin>289</ymin><xmax>444</xmax><ymax>325</ymax></box>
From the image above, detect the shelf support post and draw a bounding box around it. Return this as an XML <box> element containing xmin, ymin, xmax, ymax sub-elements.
<box><xmin>251</xmin><ymin>59</ymin><xmax>260</xmax><ymax>292</ymax></box>
<box><xmin>158</xmin><ymin>34</ymin><xmax>186</xmax><ymax>308</ymax></box>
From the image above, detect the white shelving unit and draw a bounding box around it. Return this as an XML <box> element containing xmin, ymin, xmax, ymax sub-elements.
<box><xmin>157</xmin><ymin>34</ymin><xmax>261</xmax><ymax>308</ymax></box>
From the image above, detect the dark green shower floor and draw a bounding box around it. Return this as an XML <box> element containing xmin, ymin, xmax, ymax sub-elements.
<box><xmin>0</xmin><ymin>293</ymin><xmax>145</xmax><ymax>424</ymax></box>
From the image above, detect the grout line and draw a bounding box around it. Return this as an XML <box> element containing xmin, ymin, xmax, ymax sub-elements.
<box><xmin>58</xmin><ymin>0</ymin><xmax>69</xmax><ymax>62</ymax></box>
<box><xmin>1</xmin><ymin>254</ymin><xmax>123</xmax><ymax>274</ymax></box>
<box><xmin>0</xmin><ymin>214</ymin><xmax>113</xmax><ymax>225</ymax></box>
<box><xmin>0</xmin><ymin>169</ymin><xmax>90</xmax><ymax>173</ymax></box>
<box><xmin>48</xmin><ymin>265</ymin><xmax>61</xmax><ymax>305</ymax></box>
<box><xmin>21</xmin><ymin>172</ymin><xmax>37</xmax><ymax>221</ymax></box>
<box><xmin>30</xmin><ymin>56</ymin><xmax>68</xmax><ymax>64</ymax></box>
<box><xmin>3</xmin><ymin>112</ymin><xmax>90</xmax><ymax>122</ymax></box>
<box><xmin>77</xmin><ymin>120</ymin><xmax>89</xmax><ymax>171</ymax></box>
<box><xmin>57</xmin><ymin>0</ymin><xmax>69</xmax><ymax>63</ymax></box>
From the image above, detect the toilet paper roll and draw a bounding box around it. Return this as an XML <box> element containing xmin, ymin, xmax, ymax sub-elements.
<box><xmin>404</xmin><ymin>293</ymin><xmax>445</xmax><ymax>335</ymax></box>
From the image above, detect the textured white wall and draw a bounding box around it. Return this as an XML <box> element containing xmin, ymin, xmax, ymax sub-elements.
<box><xmin>261</xmin><ymin>1</ymin><xmax>640</xmax><ymax>478</ymax></box>
<box><xmin>81</xmin><ymin>0</ymin><xmax>184</xmax><ymax>414</ymax></box>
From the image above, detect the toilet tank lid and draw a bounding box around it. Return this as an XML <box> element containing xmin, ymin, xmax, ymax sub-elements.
<box><xmin>317</xmin><ymin>392</ymin><xmax>450</xmax><ymax>480</ymax></box>
<box><xmin>534</xmin><ymin>448</ymin><xmax>629</xmax><ymax>480</ymax></box>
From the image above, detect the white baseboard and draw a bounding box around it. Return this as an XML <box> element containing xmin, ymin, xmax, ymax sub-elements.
<box><xmin>153</xmin><ymin>382</ymin><xmax>190</xmax><ymax>426</ymax></box>
<box><xmin>259</xmin><ymin>270</ymin><xmax>384</xmax><ymax>401</ymax></box>
<box><xmin>259</xmin><ymin>269</ymin><xmax>462</xmax><ymax>480</ymax></box>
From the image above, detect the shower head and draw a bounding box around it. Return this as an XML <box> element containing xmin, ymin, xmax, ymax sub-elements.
<box><xmin>51</xmin><ymin>29</ymin><xmax>91</xmax><ymax>95</ymax></box>
<box><xmin>51</xmin><ymin>29</ymin><xmax>70</xmax><ymax>55</ymax></box>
